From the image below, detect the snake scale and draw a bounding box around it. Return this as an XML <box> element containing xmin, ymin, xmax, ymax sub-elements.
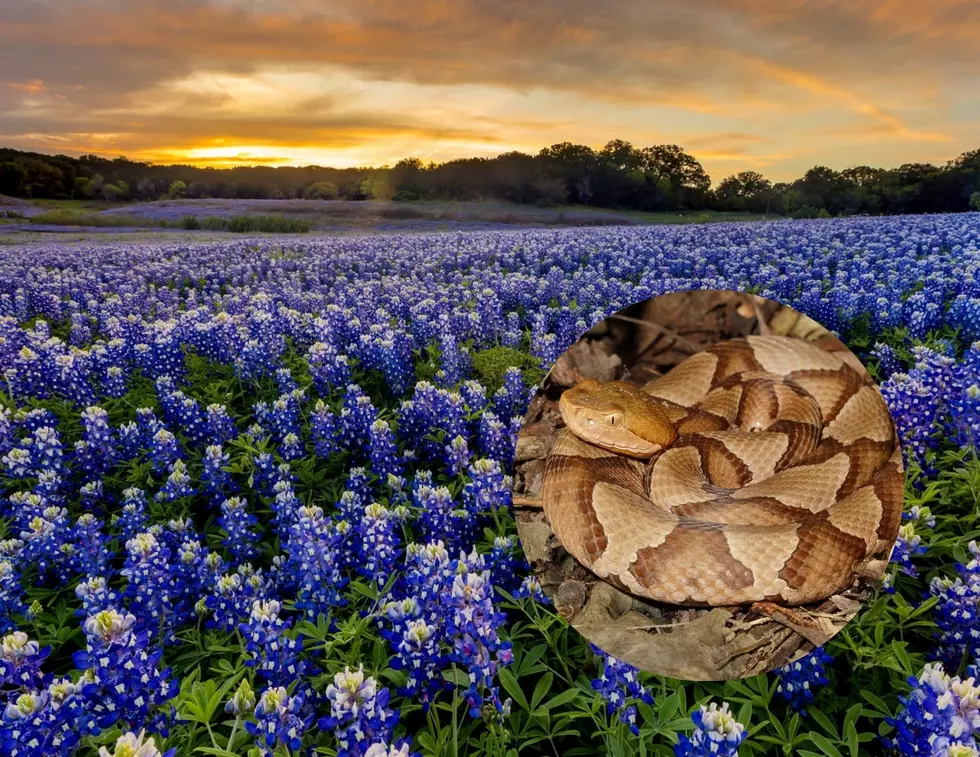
<box><xmin>542</xmin><ymin>335</ymin><xmax>904</xmax><ymax>607</ymax></box>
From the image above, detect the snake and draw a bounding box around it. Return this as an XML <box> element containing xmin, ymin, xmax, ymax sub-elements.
<box><xmin>541</xmin><ymin>334</ymin><xmax>904</xmax><ymax>607</ymax></box>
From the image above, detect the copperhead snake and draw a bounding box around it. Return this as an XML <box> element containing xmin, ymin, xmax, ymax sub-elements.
<box><xmin>542</xmin><ymin>335</ymin><xmax>904</xmax><ymax>607</ymax></box>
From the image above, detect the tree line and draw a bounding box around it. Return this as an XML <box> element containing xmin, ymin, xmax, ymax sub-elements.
<box><xmin>1</xmin><ymin>141</ymin><xmax>978</xmax><ymax>217</ymax></box>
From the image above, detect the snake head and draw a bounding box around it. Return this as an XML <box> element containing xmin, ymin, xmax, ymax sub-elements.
<box><xmin>558</xmin><ymin>379</ymin><xmax>677</xmax><ymax>459</ymax></box>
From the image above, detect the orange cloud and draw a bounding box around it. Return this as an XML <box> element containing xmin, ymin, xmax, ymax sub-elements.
<box><xmin>7</xmin><ymin>79</ymin><xmax>46</xmax><ymax>94</ymax></box>
<box><xmin>0</xmin><ymin>1</ymin><xmax>976</xmax><ymax>182</ymax></box>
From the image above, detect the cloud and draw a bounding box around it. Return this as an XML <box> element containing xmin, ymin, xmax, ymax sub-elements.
<box><xmin>0</xmin><ymin>0</ymin><xmax>976</xmax><ymax>180</ymax></box>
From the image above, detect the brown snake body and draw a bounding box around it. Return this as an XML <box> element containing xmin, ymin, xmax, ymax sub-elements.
<box><xmin>542</xmin><ymin>335</ymin><xmax>903</xmax><ymax>607</ymax></box>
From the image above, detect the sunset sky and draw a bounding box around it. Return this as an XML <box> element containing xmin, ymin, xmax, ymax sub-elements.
<box><xmin>1</xmin><ymin>0</ymin><xmax>978</xmax><ymax>183</ymax></box>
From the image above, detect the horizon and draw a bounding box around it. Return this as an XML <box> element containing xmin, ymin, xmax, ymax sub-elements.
<box><xmin>2</xmin><ymin>1</ymin><xmax>978</xmax><ymax>183</ymax></box>
<box><xmin>2</xmin><ymin>141</ymin><xmax>975</xmax><ymax>190</ymax></box>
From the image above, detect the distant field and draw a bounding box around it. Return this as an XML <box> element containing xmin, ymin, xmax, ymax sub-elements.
<box><xmin>0</xmin><ymin>196</ymin><xmax>771</xmax><ymax>238</ymax></box>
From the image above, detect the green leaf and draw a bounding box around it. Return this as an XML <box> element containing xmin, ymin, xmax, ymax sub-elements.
<box><xmin>737</xmin><ymin>700</ymin><xmax>753</xmax><ymax>731</ymax></box>
<box><xmin>845</xmin><ymin>720</ymin><xmax>859</xmax><ymax>757</ymax></box>
<box><xmin>891</xmin><ymin>641</ymin><xmax>913</xmax><ymax>674</ymax></box>
<box><xmin>658</xmin><ymin>692</ymin><xmax>681</xmax><ymax>725</ymax></box>
<box><xmin>809</xmin><ymin>708</ymin><xmax>839</xmax><ymax>739</ymax></box>
<box><xmin>442</xmin><ymin>668</ymin><xmax>471</xmax><ymax>687</ymax></box>
<box><xmin>541</xmin><ymin>687</ymin><xmax>583</xmax><ymax>711</ymax></box>
<box><xmin>498</xmin><ymin>668</ymin><xmax>529</xmax><ymax>712</ymax></box>
<box><xmin>531</xmin><ymin>672</ymin><xmax>554</xmax><ymax>711</ymax></box>
<box><xmin>519</xmin><ymin>644</ymin><xmax>548</xmax><ymax>676</ymax></box>
<box><xmin>808</xmin><ymin>733</ymin><xmax>843</xmax><ymax>757</ymax></box>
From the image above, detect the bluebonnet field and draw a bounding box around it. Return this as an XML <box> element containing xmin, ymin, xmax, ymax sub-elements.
<box><xmin>1</xmin><ymin>213</ymin><xmax>980</xmax><ymax>757</ymax></box>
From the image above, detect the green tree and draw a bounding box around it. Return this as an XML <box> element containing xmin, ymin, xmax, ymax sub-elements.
<box><xmin>165</xmin><ymin>180</ymin><xmax>187</xmax><ymax>200</ymax></box>
<box><xmin>715</xmin><ymin>171</ymin><xmax>773</xmax><ymax>212</ymax></box>
<box><xmin>970</xmin><ymin>191</ymin><xmax>980</xmax><ymax>211</ymax></box>
<box><xmin>84</xmin><ymin>174</ymin><xmax>105</xmax><ymax>199</ymax></box>
<box><xmin>72</xmin><ymin>176</ymin><xmax>91</xmax><ymax>199</ymax></box>
<box><xmin>302</xmin><ymin>181</ymin><xmax>339</xmax><ymax>200</ymax></box>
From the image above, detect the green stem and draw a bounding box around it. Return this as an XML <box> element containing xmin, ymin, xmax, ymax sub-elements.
<box><xmin>227</xmin><ymin>715</ymin><xmax>241</xmax><ymax>751</ymax></box>
<box><xmin>205</xmin><ymin>722</ymin><xmax>219</xmax><ymax>750</ymax></box>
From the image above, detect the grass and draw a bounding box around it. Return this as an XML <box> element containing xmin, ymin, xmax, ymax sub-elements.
<box><xmin>181</xmin><ymin>214</ymin><xmax>312</xmax><ymax>233</ymax></box>
<box><xmin>26</xmin><ymin>210</ymin><xmax>312</xmax><ymax>234</ymax></box>
<box><xmin>30</xmin><ymin>210</ymin><xmax>168</xmax><ymax>228</ymax></box>
<box><xmin>30</xmin><ymin>198</ymin><xmax>119</xmax><ymax>211</ymax></box>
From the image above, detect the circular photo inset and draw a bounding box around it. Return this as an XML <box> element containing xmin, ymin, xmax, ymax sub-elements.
<box><xmin>512</xmin><ymin>290</ymin><xmax>904</xmax><ymax>681</ymax></box>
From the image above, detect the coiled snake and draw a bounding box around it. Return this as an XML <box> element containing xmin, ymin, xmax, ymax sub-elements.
<box><xmin>542</xmin><ymin>335</ymin><xmax>903</xmax><ymax>607</ymax></box>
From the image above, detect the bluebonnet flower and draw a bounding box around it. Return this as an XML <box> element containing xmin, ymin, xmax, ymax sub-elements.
<box><xmin>67</xmin><ymin>514</ymin><xmax>111</xmax><ymax>578</ymax></box>
<box><xmin>0</xmin><ymin>677</ymin><xmax>89</xmax><ymax>757</ymax></box>
<box><xmin>206</xmin><ymin>564</ymin><xmax>272</xmax><ymax>633</ymax></box>
<box><xmin>460</xmin><ymin>380</ymin><xmax>488</xmax><ymax>415</ymax></box>
<box><xmin>270</xmin><ymin>476</ymin><xmax>303</xmax><ymax>540</ymax></box>
<box><xmin>591</xmin><ymin>644</ymin><xmax>654</xmax><ymax>735</ymax></box>
<box><xmin>96</xmin><ymin>730</ymin><xmax>176</xmax><ymax>757</ymax></box>
<box><xmin>414</xmin><ymin>483</ymin><xmax>474</xmax><ymax>554</ymax></box>
<box><xmin>155</xmin><ymin>459</ymin><xmax>194</xmax><ymax>503</ymax></box>
<box><xmin>282</xmin><ymin>504</ymin><xmax>347</xmax><ymax>618</ymax></box>
<box><xmin>201</xmin><ymin>445</ymin><xmax>235</xmax><ymax>500</ymax></box>
<box><xmin>246</xmin><ymin>685</ymin><xmax>314</xmax><ymax>757</ymax></box>
<box><xmin>0</xmin><ymin>560</ymin><xmax>27</xmax><ymax>634</ymax></box>
<box><xmin>74</xmin><ymin>405</ymin><xmax>115</xmax><ymax>477</ymax></box>
<box><xmin>339</xmin><ymin>385</ymin><xmax>378</xmax><ymax>458</ymax></box>
<box><xmin>265</xmin><ymin>392</ymin><xmax>303</xmax><ymax>445</ymax></box>
<box><xmin>373</xmin><ymin>328</ymin><xmax>415</xmax><ymax>394</ymax></box>
<box><xmin>871</xmin><ymin>342</ymin><xmax>903</xmax><ymax>378</ymax></box>
<box><xmin>275</xmin><ymin>367</ymin><xmax>298</xmax><ymax>394</ymax></box>
<box><xmin>120</xmin><ymin>532</ymin><xmax>176</xmax><ymax>635</ymax></box>
<box><xmin>880</xmin><ymin>347</ymin><xmax>955</xmax><ymax>470</ymax></box>
<box><xmin>930</xmin><ymin>540</ymin><xmax>980</xmax><ymax>671</ymax></box>
<box><xmin>310</xmin><ymin>399</ymin><xmax>337</xmax><ymax>459</ymax></box>
<box><xmin>114</xmin><ymin>423</ymin><xmax>140</xmax><ymax>463</ymax></box>
<box><xmin>674</xmin><ymin>702</ymin><xmax>747</xmax><ymax>757</ymax></box>
<box><xmin>774</xmin><ymin>648</ymin><xmax>833</xmax><ymax>712</ymax></box>
<box><xmin>148</xmin><ymin>429</ymin><xmax>181</xmax><ymax>474</ymax></box>
<box><xmin>487</xmin><ymin>536</ymin><xmax>521</xmax><ymax>593</ymax></box>
<box><xmin>101</xmin><ymin>365</ymin><xmax>127</xmax><ymax>398</ymax></box>
<box><xmin>437</xmin><ymin>329</ymin><xmax>470</xmax><ymax>387</ymax></box>
<box><xmin>205</xmin><ymin>403</ymin><xmax>237</xmax><ymax>445</ymax></box>
<box><xmin>238</xmin><ymin>599</ymin><xmax>308</xmax><ymax>686</ymax></box>
<box><xmin>114</xmin><ymin>487</ymin><xmax>149</xmax><ymax>542</ymax></box>
<box><xmin>72</xmin><ymin>608</ymin><xmax>179</xmax><ymax>735</ymax></box>
<box><xmin>885</xmin><ymin>663</ymin><xmax>980</xmax><ymax>756</ymax></box>
<box><xmin>389</xmin><ymin>617</ymin><xmax>443</xmax><ymax>704</ymax></box>
<box><xmin>280</xmin><ymin>431</ymin><xmax>303</xmax><ymax>460</ymax></box>
<box><xmin>443</xmin><ymin>434</ymin><xmax>470</xmax><ymax>477</ymax></box>
<box><xmin>444</xmin><ymin>556</ymin><xmax>514</xmax><ymax>718</ymax></box>
<box><xmin>319</xmin><ymin>666</ymin><xmax>399</xmax><ymax>757</ymax></box>
<box><xmin>224</xmin><ymin>678</ymin><xmax>255</xmax><ymax>717</ymax></box>
<box><xmin>308</xmin><ymin>341</ymin><xmax>351</xmax><ymax>395</ymax></box>
<box><xmin>370</xmin><ymin>420</ymin><xmax>404</xmax><ymax>480</ymax></box>
<box><xmin>75</xmin><ymin>576</ymin><xmax>122</xmax><ymax>617</ymax></box>
<box><xmin>236</xmin><ymin>338</ymin><xmax>276</xmax><ymax>381</ymax></box>
<box><xmin>79</xmin><ymin>480</ymin><xmax>108</xmax><ymax>518</ymax></box>
<box><xmin>250</xmin><ymin>452</ymin><xmax>279</xmax><ymax>497</ymax></box>
<box><xmin>364</xmin><ymin>741</ymin><xmax>418</xmax><ymax>757</ymax></box>
<box><xmin>889</xmin><ymin>523</ymin><xmax>928</xmax><ymax>583</ymax></box>
<box><xmin>463</xmin><ymin>458</ymin><xmax>511</xmax><ymax>515</ymax></box>
<box><xmin>513</xmin><ymin>574</ymin><xmax>549</xmax><ymax>604</ymax></box>
<box><xmin>0</xmin><ymin>632</ymin><xmax>50</xmax><ymax>689</ymax></box>
<box><xmin>18</xmin><ymin>504</ymin><xmax>70</xmax><ymax>582</ymax></box>
<box><xmin>477</xmin><ymin>412</ymin><xmax>517</xmax><ymax>463</ymax></box>
<box><xmin>359</xmin><ymin>503</ymin><xmax>401</xmax><ymax>585</ymax></box>
<box><xmin>218</xmin><ymin>496</ymin><xmax>261</xmax><ymax>563</ymax></box>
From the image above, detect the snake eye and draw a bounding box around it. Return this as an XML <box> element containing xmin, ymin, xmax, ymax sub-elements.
<box><xmin>606</xmin><ymin>413</ymin><xmax>623</xmax><ymax>427</ymax></box>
